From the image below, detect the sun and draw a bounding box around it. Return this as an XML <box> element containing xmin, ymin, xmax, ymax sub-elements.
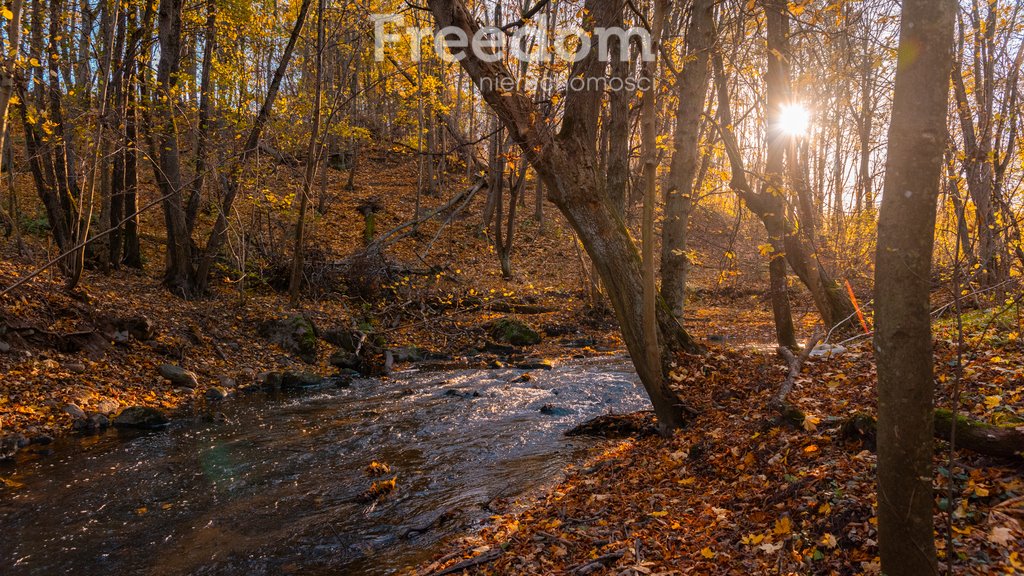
<box><xmin>777</xmin><ymin>103</ymin><xmax>812</xmax><ymax>137</ymax></box>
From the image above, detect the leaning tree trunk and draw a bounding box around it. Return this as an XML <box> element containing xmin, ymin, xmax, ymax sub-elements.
<box><xmin>193</xmin><ymin>0</ymin><xmax>312</xmax><ymax>295</ymax></box>
<box><xmin>873</xmin><ymin>1</ymin><xmax>955</xmax><ymax>574</ymax></box>
<box><xmin>426</xmin><ymin>0</ymin><xmax>699</xmax><ymax>434</ymax></box>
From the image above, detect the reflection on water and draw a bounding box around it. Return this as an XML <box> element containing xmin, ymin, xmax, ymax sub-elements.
<box><xmin>0</xmin><ymin>356</ymin><xmax>647</xmax><ymax>575</ymax></box>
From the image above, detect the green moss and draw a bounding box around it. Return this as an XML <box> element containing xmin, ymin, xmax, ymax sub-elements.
<box><xmin>934</xmin><ymin>305</ymin><xmax>1020</xmax><ymax>335</ymax></box>
<box><xmin>489</xmin><ymin>318</ymin><xmax>541</xmax><ymax>346</ymax></box>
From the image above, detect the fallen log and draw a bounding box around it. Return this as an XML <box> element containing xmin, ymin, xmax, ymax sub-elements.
<box><xmin>933</xmin><ymin>409</ymin><xmax>1024</xmax><ymax>459</ymax></box>
<box><xmin>566</xmin><ymin>411</ymin><xmax>658</xmax><ymax>439</ymax></box>
<box><xmin>840</xmin><ymin>410</ymin><xmax>1023</xmax><ymax>459</ymax></box>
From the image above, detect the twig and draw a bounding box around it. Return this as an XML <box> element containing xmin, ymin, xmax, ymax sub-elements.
<box><xmin>568</xmin><ymin>548</ymin><xmax>627</xmax><ymax>575</ymax></box>
<box><xmin>428</xmin><ymin>548</ymin><xmax>503</xmax><ymax>576</ymax></box>
<box><xmin>370</xmin><ymin>177</ymin><xmax>486</xmax><ymax>248</ymax></box>
<box><xmin>772</xmin><ymin>329</ymin><xmax>824</xmax><ymax>416</ymax></box>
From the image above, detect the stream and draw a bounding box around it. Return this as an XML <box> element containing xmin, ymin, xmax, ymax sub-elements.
<box><xmin>0</xmin><ymin>355</ymin><xmax>648</xmax><ymax>575</ymax></box>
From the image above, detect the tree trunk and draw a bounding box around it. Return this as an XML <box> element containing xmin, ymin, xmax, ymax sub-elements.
<box><xmin>873</xmin><ymin>1</ymin><xmax>955</xmax><ymax>574</ymax></box>
<box><xmin>640</xmin><ymin>0</ymin><xmax>667</xmax><ymax>406</ymax></box>
<box><xmin>186</xmin><ymin>0</ymin><xmax>216</xmax><ymax>235</ymax></box>
<box><xmin>713</xmin><ymin>49</ymin><xmax>797</xmax><ymax>350</ymax></box>
<box><xmin>192</xmin><ymin>0</ymin><xmax>312</xmax><ymax>295</ymax></box>
<box><xmin>153</xmin><ymin>0</ymin><xmax>194</xmax><ymax>296</ymax></box>
<box><xmin>0</xmin><ymin>0</ymin><xmax>24</xmax><ymax>170</ymax></box>
<box><xmin>426</xmin><ymin>0</ymin><xmax>699</xmax><ymax>434</ymax></box>
<box><xmin>605</xmin><ymin>8</ymin><xmax>631</xmax><ymax>217</ymax></box>
<box><xmin>660</xmin><ymin>0</ymin><xmax>714</xmax><ymax>321</ymax></box>
<box><xmin>288</xmin><ymin>0</ymin><xmax>324</xmax><ymax>306</ymax></box>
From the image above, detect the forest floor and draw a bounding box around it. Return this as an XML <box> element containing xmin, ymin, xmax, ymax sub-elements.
<box><xmin>414</xmin><ymin>315</ymin><xmax>1024</xmax><ymax>576</ymax></box>
<box><xmin>1</xmin><ymin>150</ymin><xmax>1022</xmax><ymax>573</ymax></box>
<box><xmin>0</xmin><ymin>148</ymin><xmax>806</xmax><ymax>442</ymax></box>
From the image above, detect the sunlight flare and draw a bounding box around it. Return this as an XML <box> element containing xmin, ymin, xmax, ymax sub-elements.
<box><xmin>777</xmin><ymin>103</ymin><xmax>812</xmax><ymax>137</ymax></box>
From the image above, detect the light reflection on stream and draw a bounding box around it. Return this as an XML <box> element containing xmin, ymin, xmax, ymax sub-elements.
<box><xmin>0</xmin><ymin>355</ymin><xmax>647</xmax><ymax>575</ymax></box>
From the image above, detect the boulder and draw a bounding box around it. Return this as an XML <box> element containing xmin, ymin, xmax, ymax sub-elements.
<box><xmin>322</xmin><ymin>327</ymin><xmax>363</xmax><ymax>352</ymax></box>
<box><xmin>63</xmin><ymin>362</ymin><xmax>87</xmax><ymax>374</ymax></box>
<box><xmin>119</xmin><ymin>315</ymin><xmax>155</xmax><ymax>341</ymax></box>
<box><xmin>809</xmin><ymin>344</ymin><xmax>847</xmax><ymax>358</ymax></box>
<box><xmin>205</xmin><ymin>387</ymin><xmax>229</xmax><ymax>400</ymax></box>
<box><xmin>564</xmin><ymin>337</ymin><xmax>597</xmax><ymax>349</ymax></box>
<box><xmin>280</xmin><ymin>371</ymin><xmax>326</xmax><ymax>390</ymax></box>
<box><xmin>74</xmin><ymin>413</ymin><xmax>110</xmax><ymax>434</ymax></box>
<box><xmin>259</xmin><ymin>315</ymin><xmax>319</xmax><ymax>364</ymax></box>
<box><xmin>0</xmin><ymin>433</ymin><xmax>28</xmax><ymax>460</ymax></box>
<box><xmin>30</xmin><ymin>434</ymin><xmax>53</xmax><ymax>445</ymax></box>
<box><xmin>567</xmin><ymin>412</ymin><xmax>658</xmax><ymax>439</ymax></box>
<box><xmin>0</xmin><ymin>340</ymin><xmax>10</xmax><ymax>353</ymax></box>
<box><xmin>158</xmin><ymin>364</ymin><xmax>199</xmax><ymax>388</ymax></box>
<box><xmin>482</xmin><ymin>341</ymin><xmax>516</xmax><ymax>355</ymax></box>
<box><xmin>488</xmin><ymin>318</ymin><xmax>541</xmax><ymax>346</ymax></box>
<box><xmin>329</xmin><ymin>350</ymin><xmax>362</xmax><ymax>371</ymax></box>
<box><xmin>444</xmin><ymin>388</ymin><xmax>481</xmax><ymax>399</ymax></box>
<box><xmin>113</xmin><ymin>406</ymin><xmax>171</xmax><ymax>430</ymax></box>
<box><xmin>539</xmin><ymin>404</ymin><xmax>573</xmax><ymax>416</ymax></box>
<box><xmin>390</xmin><ymin>346</ymin><xmax>424</xmax><ymax>362</ymax></box>
<box><xmin>259</xmin><ymin>371</ymin><xmax>284</xmax><ymax>390</ymax></box>
<box><xmin>62</xmin><ymin>403</ymin><xmax>87</xmax><ymax>420</ymax></box>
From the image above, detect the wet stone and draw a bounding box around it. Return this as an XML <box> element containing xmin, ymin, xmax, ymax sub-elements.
<box><xmin>205</xmin><ymin>387</ymin><xmax>229</xmax><ymax>401</ymax></box>
<box><xmin>113</xmin><ymin>406</ymin><xmax>171</xmax><ymax>430</ymax></box>
<box><xmin>158</xmin><ymin>364</ymin><xmax>199</xmax><ymax>388</ymax></box>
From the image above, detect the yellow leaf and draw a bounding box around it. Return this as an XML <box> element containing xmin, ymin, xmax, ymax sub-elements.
<box><xmin>650</xmin><ymin>510</ymin><xmax>668</xmax><ymax>517</ymax></box>
<box><xmin>774</xmin><ymin>516</ymin><xmax>791</xmax><ymax>535</ymax></box>
<box><xmin>700</xmin><ymin>547</ymin><xmax>715</xmax><ymax>559</ymax></box>
<box><xmin>135</xmin><ymin>507</ymin><xmax>148</xmax><ymax>515</ymax></box>
<box><xmin>28</xmin><ymin>57</ymin><xmax>39</xmax><ymax>67</ymax></box>
<box><xmin>803</xmin><ymin>415</ymin><xmax>821</xmax><ymax>431</ymax></box>
<box><xmin>1</xmin><ymin>7</ymin><xmax>12</xmax><ymax>19</ymax></box>
<box><xmin>821</xmin><ymin>533</ymin><xmax>837</xmax><ymax>548</ymax></box>
<box><xmin>984</xmin><ymin>395</ymin><xmax>1002</xmax><ymax>409</ymax></box>
<box><xmin>742</xmin><ymin>532</ymin><xmax>766</xmax><ymax>545</ymax></box>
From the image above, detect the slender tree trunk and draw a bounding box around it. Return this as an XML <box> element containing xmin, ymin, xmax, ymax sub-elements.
<box><xmin>152</xmin><ymin>0</ymin><xmax>194</xmax><ymax>296</ymax></box>
<box><xmin>288</xmin><ymin>0</ymin><xmax>324</xmax><ymax>305</ymax></box>
<box><xmin>0</xmin><ymin>0</ymin><xmax>24</xmax><ymax>166</ymax></box>
<box><xmin>660</xmin><ymin>0</ymin><xmax>714</xmax><ymax>321</ymax></box>
<box><xmin>762</xmin><ymin>3</ymin><xmax>803</xmax><ymax>349</ymax></box>
<box><xmin>186</xmin><ymin>0</ymin><xmax>216</xmax><ymax>235</ymax></box>
<box><xmin>193</xmin><ymin>0</ymin><xmax>313</xmax><ymax>295</ymax></box>
<box><xmin>640</xmin><ymin>0</ymin><xmax>668</xmax><ymax>421</ymax></box>
<box><xmin>605</xmin><ymin>7</ymin><xmax>631</xmax><ymax>216</ymax></box>
<box><xmin>874</xmin><ymin>1</ymin><xmax>955</xmax><ymax>574</ymax></box>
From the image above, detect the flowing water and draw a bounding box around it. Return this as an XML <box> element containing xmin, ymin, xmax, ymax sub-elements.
<box><xmin>0</xmin><ymin>355</ymin><xmax>648</xmax><ymax>575</ymax></box>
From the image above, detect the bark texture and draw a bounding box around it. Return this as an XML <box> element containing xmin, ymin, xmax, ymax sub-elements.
<box><xmin>873</xmin><ymin>1</ymin><xmax>955</xmax><ymax>574</ymax></box>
